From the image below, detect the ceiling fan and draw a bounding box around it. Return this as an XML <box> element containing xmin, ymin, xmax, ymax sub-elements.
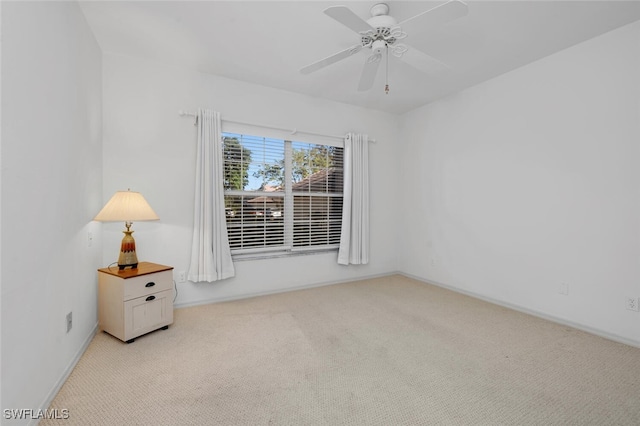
<box><xmin>300</xmin><ymin>1</ymin><xmax>468</xmax><ymax>94</ymax></box>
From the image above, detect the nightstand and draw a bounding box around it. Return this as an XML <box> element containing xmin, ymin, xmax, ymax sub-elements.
<box><xmin>98</xmin><ymin>262</ymin><xmax>174</xmax><ymax>343</ymax></box>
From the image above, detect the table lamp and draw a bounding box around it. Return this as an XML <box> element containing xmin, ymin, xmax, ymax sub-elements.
<box><xmin>94</xmin><ymin>189</ymin><xmax>159</xmax><ymax>270</ymax></box>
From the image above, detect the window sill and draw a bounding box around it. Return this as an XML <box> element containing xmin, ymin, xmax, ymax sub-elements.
<box><xmin>231</xmin><ymin>248</ymin><xmax>338</xmax><ymax>262</ymax></box>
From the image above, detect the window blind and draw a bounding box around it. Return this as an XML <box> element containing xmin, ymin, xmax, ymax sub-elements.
<box><xmin>222</xmin><ymin>132</ymin><xmax>344</xmax><ymax>256</ymax></box>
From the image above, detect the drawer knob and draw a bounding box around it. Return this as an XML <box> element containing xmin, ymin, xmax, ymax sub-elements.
<box><xmin>146</xmin><ymin>295</ymin><xmax>156</xmax><ymax>302</ymax></box>
<box><xmin>145</xmin><ymin>282</ymin><xmax>156</xmax><ymax>288</ymax></box>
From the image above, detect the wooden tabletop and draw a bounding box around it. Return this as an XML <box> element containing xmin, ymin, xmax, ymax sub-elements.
<box><xmin>97</xmin><ymin>261</ymin><xmax>173</xmax><ymax>278</ymax></box>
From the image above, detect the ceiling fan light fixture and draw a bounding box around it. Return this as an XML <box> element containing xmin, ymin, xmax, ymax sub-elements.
<box><xmin>371</xmin><ymin>39</ymin><xmax>386</xmax><ymax>55</ymax></box>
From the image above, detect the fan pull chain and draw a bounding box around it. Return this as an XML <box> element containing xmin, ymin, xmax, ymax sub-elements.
<box><xmin>385</xmin><ymin>46</ymin><xmax>390</xmax><ymax>94</ymax></box>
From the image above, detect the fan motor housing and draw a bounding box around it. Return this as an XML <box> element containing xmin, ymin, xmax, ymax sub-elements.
<box><xmin>366</xmin><ymin>14</ymin><xmax>397</xmax><ymax>29</ymax></box>
<box><xmin>371</xmin><ymin>39</ymin><xmax>386</xmax><ymax>54</ymax></box>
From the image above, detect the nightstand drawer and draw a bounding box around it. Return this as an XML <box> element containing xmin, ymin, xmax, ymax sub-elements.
<box><xmin>124</xmin><ymin>289</ymin><xmax>174</xmax><ymax>340</ymax></box>
<box><xmin>123</xmin><ymin>270</ymin><xmax>173</xmax><ymax>301</ymax></box>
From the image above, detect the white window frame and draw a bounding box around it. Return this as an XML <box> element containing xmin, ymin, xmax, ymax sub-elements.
<box><xmin>222</xmin><ymin>127</ymin><xmax>344</xmax><ymax>260</ymax></box>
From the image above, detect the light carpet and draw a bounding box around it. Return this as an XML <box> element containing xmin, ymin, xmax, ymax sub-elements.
<box><xmin>43</xmin><ymin>275</ymin><xmax>640</xmax><ymax>425</ymax></box>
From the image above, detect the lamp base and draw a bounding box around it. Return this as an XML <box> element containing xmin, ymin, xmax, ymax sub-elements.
<box><xmin>118</xmin><ymin>263</ymin><xmax>138</xmax><ymax>271</ymax></box>
<box><xmin>118</xmin><ymin>229</ymin><xmax>139</xmax><ymax>270</ymax></box>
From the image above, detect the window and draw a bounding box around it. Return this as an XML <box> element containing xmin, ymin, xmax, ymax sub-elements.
<box><xmin>222</xmin><ymin>132</ymin><xmax>344</xmax><ymax>257</ymax></box>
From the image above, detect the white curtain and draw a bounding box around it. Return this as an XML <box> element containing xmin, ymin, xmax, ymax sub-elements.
<box><xmin>188</xmin><ymin>109</ymin><xmax>235</xmax><ymax>282</ymax></box>
<box><xmin>338</xmin><ymin>133</ymin><xmax>370</xmax><ymax>265</ymax></box>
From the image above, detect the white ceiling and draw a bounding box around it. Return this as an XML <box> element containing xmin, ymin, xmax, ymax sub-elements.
<box><xmin>80</xmin><ymin>1</ymin><xmax>640</xmax><ymax>115</ymax></box>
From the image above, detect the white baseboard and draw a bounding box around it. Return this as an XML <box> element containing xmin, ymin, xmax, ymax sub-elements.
<box><xmin>30</xmin><ymin>323</ymin><xmax>98</xmax><ymax>426</ymax></box>
<box><xmin>400</xmin><ymin>272</ymin><xmax>640</xmax><ymax>349</ymax></box>
<box><xmin>173</xmin><ymin>271</ymin><xmax>397</xmax><ymax>310</ymax></box>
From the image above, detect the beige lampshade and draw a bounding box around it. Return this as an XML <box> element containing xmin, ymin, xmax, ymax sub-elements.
<box><xmin>94</xmin><ymin>190</ymin><xmax>159</xmax><ymax>222</ymax></box>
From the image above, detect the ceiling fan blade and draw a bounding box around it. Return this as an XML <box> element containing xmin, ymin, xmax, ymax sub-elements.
<box><xmin>358</xmin><ymin>55</ymin><xmax>381</xmax><ymax>91</ymax></box>
<box><xmin>397</xmin><ymin>45</ymin><xmax>449</xmax><ymax>74</ymax></box>
<box><xmin>324</xmin><ymin>6</ymin><xmax>374</xmax><ymax>34</ymax></box>
<box><xmin>398</xmin><ymin>0</ymin><xmax>468</xmax><ymax>36</ymax></box>
<box><xmin>300</xmin><ymin>44</ymin><xmax>363</xmax><ymax>75</ymax></box>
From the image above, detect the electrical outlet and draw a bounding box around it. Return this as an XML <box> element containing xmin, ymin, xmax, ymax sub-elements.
<box><xmin>66</xmin><ymin>312</ymin><xmax>73</xmax><ymax>333</ymax></box>
<box><xmin>558</xmin><ymin>282</ymin><xmax>568</xmax><ymax>295</ymax></box>
<box><xmin>626</xmin><ymin>298</ymin><xmax>639</xmax><ymax>312</ymax></box>
<box><xmin>178</xmin><ymin>271</ymin><xmax>186</xmax><ymax>283</ymax></box>
<box><xmin>87</xmin><ymin>232</ymin><xmax>93</xmax><ymax>247</ymax></box>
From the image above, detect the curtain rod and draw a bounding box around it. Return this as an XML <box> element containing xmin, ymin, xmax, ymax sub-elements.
<box><xmin>178</xmin><ymin>110</ymin><xmax>376</xmax><ymax>143</ymax></box>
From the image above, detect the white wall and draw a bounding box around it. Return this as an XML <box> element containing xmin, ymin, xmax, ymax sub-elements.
<box><xmin>399</xmin><ymin>21</ymin><xmax>640</xmax><ymax>345</ymax></box>
<box><xmin>102</xmin><ymin>52</ymin><xmax>400</xmax><ymax>307</ymax></box>
<box><xmin>1</xmin><ymin>1</ymin><xmax>102</xmax><ymax>422</ymax></box>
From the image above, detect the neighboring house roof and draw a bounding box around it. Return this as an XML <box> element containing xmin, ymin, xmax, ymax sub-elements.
<box><xmin>292</xmin><ymin>168</ymin><xmax>342</xmax><ymax>192</ymax></box>
<box><xmin>246</xmin><ymin>168</ymin><xmax>342</xmax><ymax>206</ymax></box>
